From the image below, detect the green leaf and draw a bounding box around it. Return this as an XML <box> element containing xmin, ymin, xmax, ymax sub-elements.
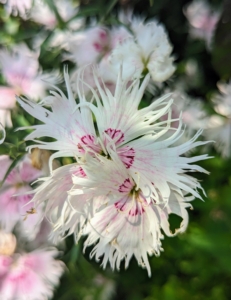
<box><xmin>0</xmin><ymin>154</ymin><xmax>24</xmax><ymax>188</ymax></box>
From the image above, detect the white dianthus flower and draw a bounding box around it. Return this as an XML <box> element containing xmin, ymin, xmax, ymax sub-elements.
<box><xmin>0</xmin><ymin>0</ymin><xmax>33</xmax><ymax>18</ymax></box>
<box><xmin>109</xmin><ymin>19</ymin><xmax>175</xmax><ymax>83</ymax></box>
<box><xmin>17</xmin><ymin>69</ymin><xmax>210</xmax><ymax>275</ymax></box>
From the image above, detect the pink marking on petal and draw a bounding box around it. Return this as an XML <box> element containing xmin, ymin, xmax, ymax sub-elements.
<box><xmin>19</xmin><ymin>160</ymin><xmax>42</xmax><ymax>183</ymax></box>
<box><xmin>128</xmin><ymin>204</ymin><xmax>145</xmax><ymax>216</ymax></box>
<box><xmin>118</xmin><ymin>178</ymin><xmax>134</xmax><ymax>193</ymax></box>
<box><xmin>99</xmin><ymin>30</ymin><xmax>107</xmax><ymax>40</ymax></box>
<box><xmin>129</xmin><ymin>193</ymin><xmax>147</xmax><ymax>216</ymax></box>
<box><xmin>93</xmin><ymin>42</ymin><xmax>103</xmax><ymax>52</ymax></box>
<box><xmin>105</xmin><ymin>128</ymin><xmax>125</xmax><ymax>145</ymax></box>
<box><xmin>77</xmin><ymin>135</ymin><xmax>101</xmax><ymax>154</ymax></box>
<box><xmin>81</xmin><ymin>134</ymin><xmax>95</xmax><ymax>145</ymax></box>
<box><xmin>73</xmin><ymin>167</ymin><xmax>86</xmax><ymax>177</ymax></box>
<box><xmin>114</xmin><ymin>193</ymin><xmax>146</xmax><ymax>216</ymax></box>
<box><xmin>0</xmin><ymin>255</ymin><xmax>12</xmax><ymax>276</ymax></box>
<box><xmin>118</xmin><ymin>146</ymin><xmax>135</xmax><ymax>169</ymax></box>
<box><xmin>5</xmin><ymin>168</ymin><xmax>20</xmax><ymax>184</ymax></box>
<box><xmin>114</xmin><ymin>198</ymin><xmax>127</xmax><ymax>211</ymax></box>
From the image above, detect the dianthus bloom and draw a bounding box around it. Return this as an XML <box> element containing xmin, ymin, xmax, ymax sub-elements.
<box><xmin>184</xmin><ymin>0</ymin><xmax>220</xmax><ymax>48</ymax></box>
<box><xmin>205</xmin><ymin>82</ymin><xmax>231</xmax><ymax>157</ymax></box>
<box><xmin>0</xmin><ymin>155</ymin><xmax>43</xmax><ymax>239</ymax></box>
<box><xmin>0</xmin><ymin>44</ymin><xmax>58</xmax><ymax>127</ymax></box>
<box><xmin>64</xmin><ymin>16</ymin><xmax>174</xmax><ymax>94</ymax></box>
<box><xmin>18</xmin><ymin>70</ymin><xmax>210</xmax><ymax>275</ymax></box>
<box><xmin>64</xmin><ymin>24</ymin><xmax>131</xmax><ymax>94</ymax></box>
<box><xmin>0</xmin><ymin>0</ymin><xmax>33</xmax><ymax>18</ymax></box>
<box><xmin>109</xmin><ymin>18</ymin><xmax>175</xmax><ymax>83</ymax></box>
<box><xmin>0</xmin><ymin>231</ymin><xmax>64</xmax><ymax>300</ymax></box>
<box><xmin>30</xmin><ymin>0</ymin><xmax>79</xmax><ymax>29</ymax></box>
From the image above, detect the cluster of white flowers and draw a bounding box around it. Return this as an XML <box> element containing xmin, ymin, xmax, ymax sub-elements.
<box><xmin>0</xmin><ymin>44</ymin><xmax>58</xmax><ymax>127</ymax></box>
<box><xmin>17</xmin><ymin>68</ymin><xmax>210</xmax><ymax>276</ymax></box>
<box><xmin>0</xmin><ymin>0</ymin><xmax>225</xmax><ymax>294</ymax></box>
<box><xmin>58</xmin><ymin>14</ymin><xmax>175</xmax><ymax>95</ymax></box>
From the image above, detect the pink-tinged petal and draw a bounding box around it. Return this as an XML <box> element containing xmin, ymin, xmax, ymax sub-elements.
<box><xmin>0</xmin><ymin>155</ymin><xmax>12</xmax><ymax>181</ymax></box>
<box><xmin>0</xmin><ymin>249</ymin><xmax>64</xmax><ymax>299</ymax></box>
<box><xmin>0</xmin><ymin>262</ymin><xmax>48</xmax><ymax>299</ymax></box>
<box><xmin>17</xmin><ymin>70</ymin><xmax>97</xmax><ymax>160</ymax></box>
<box><xmin>31</xmin><ymin>219</ymin><xmax>52</xmax><ymax>247</ymax></box>
<box><xmin>65</xmin><ymin>27</ymin><xmax>109</xmax><ymax>66</ymax></box>
<box><xmin>110</xmin><ymin>26</ymin><xmax>132</xmax><ymax>49</ymax></box>
<box><xmin>84</xmin><ymin>193</ymin><xmax>162</xmax><ymax>277</ymax></box>
<box><xmin>104</xmin><ymin>128</ymin><xmax>125</xmax><ymax>145</ymax></box>
<box><xmin>31</xmin><ymin>163</ymin><xmax>86</xmax><ymax>235</ymax></box>
<box><xmin>184</xmin><ymin>1</ymin><xmax>220</xmax><ymax>48</ymax></box>
<box><xmin>0</xmin><ymin>0</ymin><xmax>33</xmax><ymax>18</ymax></box>
<box><xmin>17</xmin><ymin>191</ymin><xmax>44</xmax><ymax>240</ymax></box>
<box><xmin>77</xmin><ymin>134</ymin><xmax>102</xmax><ymax>154</ymax></box>
<box><xmin>0</xmin><ymin>45</ymin><xmax>40</xmax><ymax>91</ymax></box>
<box><xmin>21</xmin><ymin>249</ymin><xmax>63</xmax><ymax>280</ymax></box>
<box><xmin>117</xmin><ymin>146</ymin><xmax>135</xmax><ymax>169</ymax></box>
<box><xmin>118</xmin><ymin>178</ymin><xmax>134</xmax><ymax>193</ymax></box>
<box><xmin>0</xmin><ymin>183</ymin><xmax>41</xmax><ymax>236</ymax></box>
<box><xmin>88</xmin><ymin>70</ymin><xmax>173</xmax><ymax>149</ymax></box>
<box><xmin>0</xmin><ymin>186</ymin><xmax>21</xmax><ymax>232</ymax></box>
<box><xmin>0</xmin><ymin>87</ymin><xmax>17</xmax><ymax>109</ymax></box>
<box><xmin>0</xmin><ymin>255</ymin><xmax>12</xmax><ymax>276</ymax></box>
<box><xmin>5</xmin><ymin>167</ymin><xmax>21</xmax><ymax>185</ymax></box>
<box><xmin>19</xmin><ymin>158</ymin><xmax>42</xmax><ymax>183</ymax></box>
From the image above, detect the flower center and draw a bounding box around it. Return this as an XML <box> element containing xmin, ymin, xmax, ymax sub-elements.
<box><xmin>104</xmin><ymin>128</ymin><xmax>135</xmax><ymax>168</ymax></box>
<box><xmin>115</xmin><ymin>178</ymin><xmax>146</xmax><ymax>216</ymax></box>
<box><xmin>78</xmin><ymin>129</ymin><xmax>135</xmax><ymax>169</ymax></box>
<box><xmin>77</xmin><ymin>135</ymin><xmax>101</xmax><ymax>154</ymax></box>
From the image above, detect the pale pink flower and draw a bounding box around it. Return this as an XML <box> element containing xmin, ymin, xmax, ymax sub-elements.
<box><xmin>0</xmin><ymin>155</ymin><xmax>43</xmax><ymax>238</ymax></box>
<box><xmin>97</xmin><ymin>26</ymin><xmax>133</xmax><ymax>85</ymax></box>
<box><xmin>30</xmin><ymin>0</ymin><xmax>79</xmax><ymax>29</ymax></box>
<box><xmin>184</xmin><ymin>0</ymin><xmax>220</xmax><ymax>48</ymax></box>
<box><xmin>18</xmin><ymin>70</ymin><xmax>210</xmax><ymax>275</ymax></box>
<box><xmin>31</xmin><ymin>218</ymin><xmax>53</xmax><ymax>248</ymax></box>
<box><xmin>0</xmin><ymin>0</ymin><xmax>33</xmax><ymax>18</ymax></box>
<box><xmin>204</xmin><ymin>82</ymin><xmax>231</xmax><ymax>157</ymax></box>
<box><xmin>0</xmin><ymin>44</ymin><xmax>58</xmax><ymax>127</ymax></box>
<box><xmin>65</xmin><ymin>27</ymin><xmax>109</xmax><ymax>67</ymax></box>
<box><xmin>0</xmin><ymin>246</ymin><xmax>64</xmax><ymax>300</ymax></box>
<box><xmin>0</xmin><ymin>44</ymin><xmax>57</xmax><ymax>99</ymax></box>
<box><xmin>65</xmin><ymin>25</ymin><xmax>131</xmax><ymax>93</ymax></box>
